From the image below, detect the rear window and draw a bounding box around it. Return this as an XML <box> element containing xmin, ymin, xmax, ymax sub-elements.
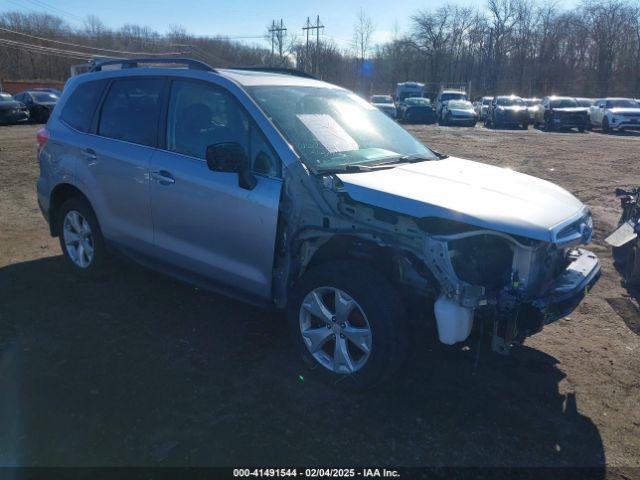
<box><xmin>61</xmin><ymin>80</ymin><xmax>106</xmax><ymax>132</ymax></box>
<box><xmin>98</xmin><ymin>78</ymin><xmax>164</xmax><ymax>146</ymax></box>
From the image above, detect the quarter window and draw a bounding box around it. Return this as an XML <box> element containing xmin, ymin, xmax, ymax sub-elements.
<box><xmin>61</xmin><ymin>80</ymin><xmax>106</xmax><ymax>132</ymax></box>
<box><xmin>98</xmin><ymin>78</ymin><xmax>164</xmax><ymax>146</ymax></box>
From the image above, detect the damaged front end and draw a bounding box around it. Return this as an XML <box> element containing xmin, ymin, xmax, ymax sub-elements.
<box><xmin>275</xmin><ymin>155</ymin><xmax>601</xmax><ymax>355</ymax></box>
<box><xmin>425</xmin><ymin>224</ymin><xmax>600</xmax><ymax>354</ymax></box>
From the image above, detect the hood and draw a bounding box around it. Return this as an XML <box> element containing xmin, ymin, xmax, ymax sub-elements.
<box><xmin>450</xmin><ymin>108</ymin><xmax>475</xmax><ymax>115</ymax></box>
<box><xmin>0</xmin><ymin>101</ymin><xmax>23</xmax><ymax>111</ymax></box>
<box><xmin>609</xmin><ymin>107</ymin><xmax>640</xmax><ymax>115</ymax></box>
<box><xmin>337</xmin><ymin>157</ymin><xmax>585</xmax><ymax>243</ymax></box>
<box><xmin>551</xmin><ymin>107</ymin><xmax>588</xmax><ymax>113</ymax></box>
<box><xmin>36</xmin><ymin>102</ymin><xmax>57</xmax><ymax>108</ymax></box>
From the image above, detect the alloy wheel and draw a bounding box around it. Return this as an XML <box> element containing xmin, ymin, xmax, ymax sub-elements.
<box><xmin>62</xmin><ymin>210</ymin><xmax>94</xmax><ymax>268</ymax></box>
<box><xmin>299</xmin><ymin>287</ymin><xmax>372</xmax><ymax>374</ymax></box>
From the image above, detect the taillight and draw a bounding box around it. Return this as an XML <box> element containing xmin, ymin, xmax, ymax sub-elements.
<box><xmin>36</xmin><ymin>127</ymin><xmax>49</xmax><ymax>151</ymax></box>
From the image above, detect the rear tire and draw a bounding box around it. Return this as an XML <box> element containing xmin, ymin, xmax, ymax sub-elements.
<box><xmin>57</xmin><ymin>197</ymin><xmax>109</xmax><ymax>277</ymax></box>
<box><xmin>286</xmin><ymin>261</ymin><xmax>408</xmax><ymax>390</ymax></box>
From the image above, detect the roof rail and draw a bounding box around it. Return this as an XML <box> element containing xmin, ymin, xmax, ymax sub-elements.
<box><xmin>231</xmin><ymin>67</ymin><xmax>316</xmax><ymax>79</ymax></box>
<box><xmin>88</xmin><ymin>57</ymin><xmax>215</xmax><ymax>73</ymax></box>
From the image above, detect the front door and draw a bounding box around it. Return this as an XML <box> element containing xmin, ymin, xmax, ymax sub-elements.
<box><xmin>149</xmin><ymin>79</ymin><xmax>282</xmax><ymax>300</ymax></box>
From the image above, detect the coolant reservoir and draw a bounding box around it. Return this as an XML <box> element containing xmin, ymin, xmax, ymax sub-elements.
<box><xmin>434</xmin><ymin>295</ymin><xmax>474</xmax><ymax>345</ymax></box>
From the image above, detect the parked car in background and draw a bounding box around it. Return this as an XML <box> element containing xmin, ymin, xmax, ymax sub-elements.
<box><xmin>36</xmin><ymin>58</ymin><xmax>600</xmax><ymax>388</ymax></box>
<box><xmin>14</xmin><ymin>90</ymin><xmax>59</xmax><ymax>123</ymax></box>
<box><xmin>435</xmin><ymin>89</ymin><xmax>467</xmax><ymax>121</ymax></box>
<box><xmin>370</xmin><ymin>94</ymin><xmax>397</xmax><ymax>118</ymax></box>
<box><xmin>485</xmin><ymin>95</ymin><xmax>529</xmax><ymax>129</ymax></box>
<box><xmin>589</xmin><ymin>98</ymin><xmax>640</xmax><ymax>133</ymax></box>
<box><xmin>0</xmin><ymin>92</ymin><xmax>30</xmax><ymax>124</ymax></box>
<box><xmin>31</xmin><ymin>87</ymin><xmax>63</xmax><ymax>97</ymax></box>
<box><xmin>523</xmin><ymin>98</ymin><xmax>541</xmax><ymax>122</ymax></box>
<box><xmin>534</xmin><ymin>96</ymin><xmax>588</xmax><ymax>132</ymax></box>
<box><xmin>398</xmin><ymin>97</ymin><xmax>435</xmax><ymax>123</ymax></box>
<box><xmin>476</xmin><ymin>96</ymin><xmax>493</xmax><ymax>120</ymax></box>
<box><xmin>395</xmin><ymin>81</ymin><xmax>424</xmax><ymax>105</ymax></box>
<box><xmin>439</xmin><ymin>99</ymin><xmax>477</xmax><ymax>126</ymax></box>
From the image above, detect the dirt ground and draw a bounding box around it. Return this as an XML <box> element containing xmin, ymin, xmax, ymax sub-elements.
<box><xmin>0</xmin><ymin>123</ymin><xmax>639</xmax><ymax>475</ymax></box>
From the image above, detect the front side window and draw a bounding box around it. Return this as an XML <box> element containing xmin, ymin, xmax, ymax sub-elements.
<box><xmin>61</xmin><ymin>80</ymin><xmax>106</xmax><ymax>132</ymax></box>
<box><xmin>166</xmin><ymin>80</ymin><xmax>249</xmax><ymax>159</ymax></box>
<box><xmin>98</xmin><ymin>78</ymin><xmax>164</xmax><ymax>146</ymax></box>
<box><xmin>247</xmin><ymin>86</ymin><xmax>435</xmax><ymax>172</ymax></box>
<box><xmin>166</xmin><ymin>80</ymin><xmax>280</xmax><ymax>176</ymax></box>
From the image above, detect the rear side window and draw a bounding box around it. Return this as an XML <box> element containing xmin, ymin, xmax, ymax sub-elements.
<box><xmin>98</xmin><ymin>78</ymin><xmax>164</xmax><ymax>146</ymax></box>
<box><xmin>61</xmin><ymin>80</ymin><xmax>106</xmax><ymax>132</ymax></box>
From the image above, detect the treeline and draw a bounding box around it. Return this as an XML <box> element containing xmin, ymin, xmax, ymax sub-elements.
<box><xmin>0</xmin><ymin>12</ymin><xmax>270</xmax><ymax>82</ymax></box>
<box><xmin>1</xmin><ymin>0</ymin><xmax>640</xmax><ymax>98</ymax></box>
<box><xmin>370</xmin><ymin>0</ymin><xmax>640</xmax><ymax>97</ymax></box>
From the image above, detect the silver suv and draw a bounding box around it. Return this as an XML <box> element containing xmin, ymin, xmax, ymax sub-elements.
<box><xmin>37</xmin><ymin>58</ymin><xmax>600</xmax><ymax>388</ymax></box>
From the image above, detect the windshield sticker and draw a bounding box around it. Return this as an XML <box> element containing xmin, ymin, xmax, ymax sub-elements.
<box><xmin>297</xmin><ymin>114</ymin><xmax>359</xmax><ymax>154</ymax></box>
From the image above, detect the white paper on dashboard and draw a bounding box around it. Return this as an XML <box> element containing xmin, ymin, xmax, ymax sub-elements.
<box><xmin>297</xmin><ymin>114</ymin><xmax>359</xmax><ymax>154</ymax></box>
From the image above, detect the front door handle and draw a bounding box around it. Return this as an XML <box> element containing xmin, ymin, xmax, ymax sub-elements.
<box><xmin>151</xmin><ymin>170</ymin><xmax>175</xmax><ymax>185</ymax></box>
<box><xmin>82</xmin><ymin>148</ymin><xmax>97</xmax><ymax>161</ymax></box>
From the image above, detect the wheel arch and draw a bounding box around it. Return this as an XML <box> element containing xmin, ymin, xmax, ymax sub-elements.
<box><xmin>49</xmin><ymin>183</ymin><xmax>95</xmax><ymax>237</ymax></box>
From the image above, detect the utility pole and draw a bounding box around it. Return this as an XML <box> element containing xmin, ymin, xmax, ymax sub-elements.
<box><xmin>302</xmin><ymin>17</ymin><xmax>311</xmax><ymax>72</ymax></box>
<box><xmin>302</xmin><ymin>15</ymin><xmax>323</xmax><ymax>75</ymax></box>
<box><xmin>268</xmin><ymin>19</ymin><xmax>287</xmax><ymax>66</ymax></box>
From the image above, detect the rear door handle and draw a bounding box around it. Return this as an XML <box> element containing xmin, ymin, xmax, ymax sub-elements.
<box><xmin>82</xmin><ymin>148</ymin><xmax>97</xmax><ymax>161</ymax></box>
<box><xmin>151</xmin><ymin>170</ymin><xmax>175</xmax><ymax>185</ymax></box>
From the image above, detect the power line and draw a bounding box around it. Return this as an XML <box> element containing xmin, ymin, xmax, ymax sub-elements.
<box><xmin>0</xmin><ymin>39</ymin><xmax>92</xmax><ymax>60</ymax></box>
<box><xmin>5</xmin><ymin>0</ymin><xmax>86</xmax><ymax>26</ymax></box>
<box><xmin>0</xmin><ymin>26</ymin><xmax>184</xmax><ymax>56</ymax></box>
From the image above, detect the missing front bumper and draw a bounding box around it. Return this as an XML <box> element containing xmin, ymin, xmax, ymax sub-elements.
<box><xmin>491</xmin><ymin>248</ymin><xmax>601</xmax><ymax>354</ymax></box>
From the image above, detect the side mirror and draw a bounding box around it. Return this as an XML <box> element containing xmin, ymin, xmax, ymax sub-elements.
<box><xmin>205</xmin><ymin>142</ymin><xmax>257</xmax><ymax>191</ymax></box>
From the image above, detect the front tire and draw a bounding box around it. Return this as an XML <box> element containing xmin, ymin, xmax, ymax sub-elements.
<box><xmin>602</xmin><ymin>117</ymin><xmax>611</xmax><ymax>133</ymax></box>
<box><xmin>57</xmin><ymin>197</ymin><xmax>108</xmax><ymax>277</ymax></box>
<box><xmin>287</xmin><ymin>261</ymin><xmax>407</xmax><ymax>390</ymax></box>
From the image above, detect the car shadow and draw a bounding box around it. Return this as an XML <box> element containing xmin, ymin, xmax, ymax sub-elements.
<box><xmin>607</xmin><ymin>259</ymin><xmax>640</xmax><ymax>336</ymax></box>
<box><xmin>0</xmin><ymin>256</ymin><xmax>605</xmax><ymax>471</ymax></box>
<box><xmin>590</xmin><ymin>129</ymin><xmax>640</xmax><ymax>137</ymax></box>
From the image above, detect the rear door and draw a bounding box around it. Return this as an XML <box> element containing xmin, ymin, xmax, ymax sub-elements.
<box><xmin>149</xmin><ymin>79</ymin><xmax>282</xmax><ymax>300</ymax></box>
<box><xmin>76</xmin><ymin>76</ymin><xmax>165</xmax><ymax>251</ymax></box>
